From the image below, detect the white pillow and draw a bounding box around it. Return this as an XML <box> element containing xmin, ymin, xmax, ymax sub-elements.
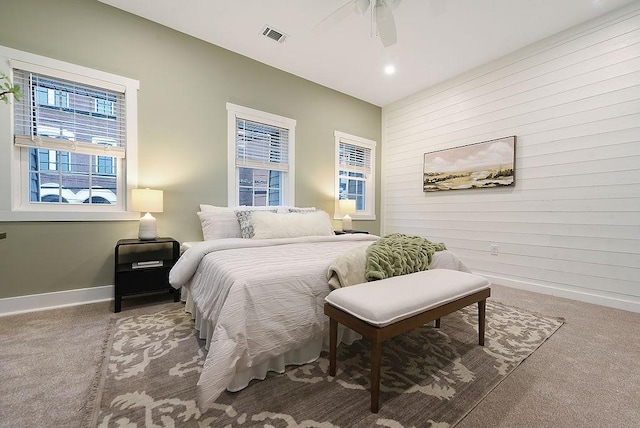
<box><xmin>197</xmin><ymin>205</ymin><xmax>286</xmax><ymax>240</ymax></box>
<box><xmin>197</xmin><ymin>211</ymin><xmax>242</xmax><ymax>240</ymax></box>
<box><xmin>251</xmin><ymin>210</ymin><xmax>334</xmax><ymax>239</ymax></box>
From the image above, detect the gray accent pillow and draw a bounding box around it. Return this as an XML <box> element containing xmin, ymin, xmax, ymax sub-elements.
<box><xmin>235</xmin><ymin>209</ymin><xmax>277</xmax><ymax>238</ymax></box>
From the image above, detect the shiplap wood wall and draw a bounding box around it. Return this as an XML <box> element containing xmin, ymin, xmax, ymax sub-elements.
<box><xmin>381</xmin><ymin>3</ymin><xmax>640</xmax><ymax>312</ymax></box>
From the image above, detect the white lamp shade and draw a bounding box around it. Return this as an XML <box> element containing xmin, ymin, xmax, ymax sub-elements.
<box><xmin>131</xmin><ymin>188</ymin><xmax>163</xmax><ymax>213</ymax></box>
<box><xmin>338</xmin><ymin>199</ymin><xmax>356</xmax><ymax>215</ymax></box>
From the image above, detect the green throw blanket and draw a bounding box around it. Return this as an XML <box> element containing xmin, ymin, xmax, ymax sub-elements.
<box><xmin>365</xmin><ymin>233</ymin><xmax>447</xmax><ymax>281</ymax></box>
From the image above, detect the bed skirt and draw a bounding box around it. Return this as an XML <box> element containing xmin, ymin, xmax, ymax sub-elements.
<box><xmin>181</xmin><ymin>287</ymin><xmax>362</xmax><ymax>393</ymax></box>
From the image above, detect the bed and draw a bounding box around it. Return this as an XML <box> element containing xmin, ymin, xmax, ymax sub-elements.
<box><xmin>169</xmin><ymin>206</ymin><xmax>471</xmax><ymax>410</ymax></box>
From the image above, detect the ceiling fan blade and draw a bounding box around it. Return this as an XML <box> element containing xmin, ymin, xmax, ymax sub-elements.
<box><xmin>355</xmin><ymin>0</ymin><xmax>370</xmax><ymax>14</ymax></box>
<box><xmin>385</xmin><ymin>0</ymin><xmax>401</xmax><ymax>10</ymax></box>
<box><xmin>376</xmin><ymin>0</ymin><xmax>397</xmax><ymax>47</ymax></box>
<box><xmin>313</xmin><ymin>0</ymin><xmax>358</xmax><ymax>32</ymax></box>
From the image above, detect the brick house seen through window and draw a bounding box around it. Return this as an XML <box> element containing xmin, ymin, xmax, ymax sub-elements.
<box><xmin>18</xmin><ymin>75</ymin><xmax>122</xmax><ymax>205</ymax></box>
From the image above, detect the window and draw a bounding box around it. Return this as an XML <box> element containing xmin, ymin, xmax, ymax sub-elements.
<box><xmin>93</xmin><ymin>138</ymin><xmax>118</xmax><ymax>175</ymax></box>
<box><xmin>334</xmin><ymin>131</ymin><xmax>376</xmax><ymax>220</ymax></box>
<box><xmin>227</xmin><ymin>103</ymin><xmax>296</xmax><ymax>207</ymax></box>
<box><xmin>95</xmin><ymin>98</ymin><xmax>115</xmax><ymax>116</ymax></box>
<box><xmin>35</xmin><ymin>86</ymin><xmax>69</xmax><ymax>108</ymax></box>
<box><xmin>38</xmin><ymin>150</ymin><xmax>70</xmax><ymax>172</ymax></box>
<box><xmin>13</xmin><ymin>68</ymin><xmax>124</xmax><ymax>207</ymax></box>
<box><xmin>0</xmin><ymin>44</ymin><xmax>139</xmax><ymax>221</ymax></box>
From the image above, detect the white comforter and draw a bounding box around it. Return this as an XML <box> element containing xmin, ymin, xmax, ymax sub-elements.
<box><xmin>169</xmin><ymin>234</ymin><xmax>380</xmax><ymax>410</ymax></box>
<box><xmin>169</xmin><ymin>234</ymin><xmax>471</xmax><ymax>410</ymax></box>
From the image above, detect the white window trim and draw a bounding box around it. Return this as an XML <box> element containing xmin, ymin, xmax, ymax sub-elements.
<box><xmin>226</xmin><ymin>102</ymin><xmax>296</xmax><ymax>207</ymax></box>
<box><xmin>334</xmin><ymin>130</ymin><xmax>376</xmax><ymax>221</ymax></box>
<box><xmin>0</xmin><ymin>44</ymin><xmax>139</xmax><ymax>221</ymax></box>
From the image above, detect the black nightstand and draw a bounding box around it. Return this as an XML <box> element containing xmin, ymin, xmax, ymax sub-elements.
<box><xmin>334</xmin><ymin>230</ymin><xmax>370</xmax><ymax>235</ymax></box>
<box><xmin>114</xmin><ymin>237</ymin><xmax>180</xmax><ymax>312</ymax></box>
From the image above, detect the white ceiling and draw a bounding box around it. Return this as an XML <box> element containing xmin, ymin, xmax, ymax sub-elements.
<box><xmin>98</xmin><ymin>0</ymin><xmax>636</xmax><ymax>107</ymax></box>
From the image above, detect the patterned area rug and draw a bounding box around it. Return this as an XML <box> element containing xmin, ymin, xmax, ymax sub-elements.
<box><xmin>86</xmin><ymin>301</ymin><xmax>562</xmax><ymax>427</ymax></box>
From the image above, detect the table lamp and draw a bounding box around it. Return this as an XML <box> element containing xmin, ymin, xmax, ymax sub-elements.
<box><xmin>338</xmin><ymin>199</ymin><xmax>356</xmax><ymax>232</ymax></box>
<box><xmin>131</xmin><ymin>188</ymin><xmax>163</xmax><ymax>240</ymax></box>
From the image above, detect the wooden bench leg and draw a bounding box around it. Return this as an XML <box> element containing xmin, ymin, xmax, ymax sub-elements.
<box><xmin>478</xmin><ymin>299</ymin><xmax>486</xmax><ymax>346</ymax></box>
<box><xmin>435</xmin><ymin>318</ymin><xmax>441</xmax><ymax>328</ymax></box>
<box><xmin>370</xmin><ymin>337</ymin><xmax>382</xmax><ymax>413</ymax></box>
<box><xmin>329</xmin><ymin>317</ymin><xmax>337</xmax><ymax>376</ymax></box>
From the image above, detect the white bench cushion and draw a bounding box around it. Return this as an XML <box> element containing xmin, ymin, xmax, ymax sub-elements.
<box><xmin>325</xmin><ymin>269</ymin><xmax>490</xmax><ymax>327</ymax></box>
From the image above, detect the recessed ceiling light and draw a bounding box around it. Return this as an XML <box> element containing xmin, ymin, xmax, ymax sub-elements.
<box><xmin>384</xmin><ymin>65</ymin><xmax>396</xmax><ymax>75</ymax></box>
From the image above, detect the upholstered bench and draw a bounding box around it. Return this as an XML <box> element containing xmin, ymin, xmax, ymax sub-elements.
<box><xmin>324</xmin><ymin>269</ymin><xmax>491</xmax><ymax>413</ymax></box>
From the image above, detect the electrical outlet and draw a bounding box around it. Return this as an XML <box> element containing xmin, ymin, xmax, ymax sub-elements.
<box><xmin>490</xmin><ymin>244</ymin><xmax>499</xmax><ymax>256</ymax></box>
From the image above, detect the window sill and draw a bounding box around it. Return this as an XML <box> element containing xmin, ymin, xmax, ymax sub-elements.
<box><xmin>333</xmin><ymin>214</ymin><xmax>376</xmax><ymax>221</ymax></box>
<box><xmin>0</xmin><ymin>210</ymin><xmax>140</xmax><ymax>222</ymax></box>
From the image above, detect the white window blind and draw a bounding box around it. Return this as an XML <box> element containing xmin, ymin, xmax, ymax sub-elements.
<box><xmin>339</xmin><ymin>141</ymin><xmax>371</xmax><ymax>175</ymax></box>
<box><xmin>235</xmin><ymin>118</ymin><xmax>289</xmax><ymax>171</ymax></box>
<box><xmin>13</xmin><ymin>68</ymin><xmax>126</xmax><ymax>159</ymax></box>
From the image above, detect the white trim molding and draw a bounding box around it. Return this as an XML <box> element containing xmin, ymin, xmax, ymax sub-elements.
<box><xmin>0</xmin><ymin>285</ymin><xmax>114</xmax><ymax>317</ymax></box>
<box><xmin>476</xmin><ymin>272</ymin><xmax>640</xmax><ymax>314</ymax></box>
<box><xmin>226</xmin><ymin>102</ymin><xmax>296</xmax><ymax>207</ymax></box>
<box><xmin>334</xmin><ymin>130</ymin><xmax>377</xmax><ymax>221</ymax></box>
<box><xmin>0</xmin><ymin>43</ymin><xmax>140</xmax><ymax>222</ymax></box>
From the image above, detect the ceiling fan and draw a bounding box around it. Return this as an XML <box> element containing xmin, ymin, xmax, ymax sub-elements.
<box><xmin>315</xmin><ymin>0</ymin><xmax>402</xmax><ymax>47</ymax></box>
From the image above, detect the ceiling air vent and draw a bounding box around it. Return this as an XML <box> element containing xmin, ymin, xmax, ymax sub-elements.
<box><xmin>262</xmin><ymin>25</ymin><xmax>287</xmax><ymax>43</ymax></box>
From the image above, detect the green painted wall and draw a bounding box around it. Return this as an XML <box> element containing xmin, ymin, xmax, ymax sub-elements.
<box><xmin>0</xmin><ymin>0</ymin><xmax>381</xmax><ymax>299</ymax></box>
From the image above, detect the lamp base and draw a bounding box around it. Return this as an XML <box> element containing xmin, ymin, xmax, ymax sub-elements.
<box><xmin>342</xmin><ymin>214</ymin><xmax>353</xmax><ymax>232</ymax></box>
<box><xmin>138</xmin><ymin>212</ymin><xmax>158</xmax><ymax>240</ymax></box>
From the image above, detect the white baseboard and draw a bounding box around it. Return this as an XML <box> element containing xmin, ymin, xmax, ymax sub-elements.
<box><xmin>0</xmin><ymin>285</ymin><xmax>114</xmax><ymax>317</ymax></box>
<box><xmin>477</xmin><ymin>272</ymin><xmax>640</xmax><ymax>314</ymax></box>
<box><xmin>2</xmin><ymin>274</ymin><xmax>638</xmax><ymax>316</ymax></box>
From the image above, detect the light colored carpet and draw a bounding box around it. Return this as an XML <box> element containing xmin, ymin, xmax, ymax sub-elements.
<box><xmin>457</xmin><ymin>286</ymin><xmax>640</xmax><ymax>428</ymax></box>
<box><xmin>0</xmin><ymin>303</ymin><xmax>110</xmax><ymax>427</ymax></box>
<box><xmin>1</xmin><ymin>285</ymin><xmax>638</xmax><ymax>427</ymax></box>
<box><xmin>85</xmin><ymin>301</ymin><xmax>562</xmax><ymax>427</ymax></box>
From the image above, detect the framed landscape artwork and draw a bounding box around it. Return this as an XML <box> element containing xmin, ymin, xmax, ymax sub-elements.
<box><xmin>423</xmin><ymin>136</ymin><xmax>516</xmax><ymax>192</ymax></box>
